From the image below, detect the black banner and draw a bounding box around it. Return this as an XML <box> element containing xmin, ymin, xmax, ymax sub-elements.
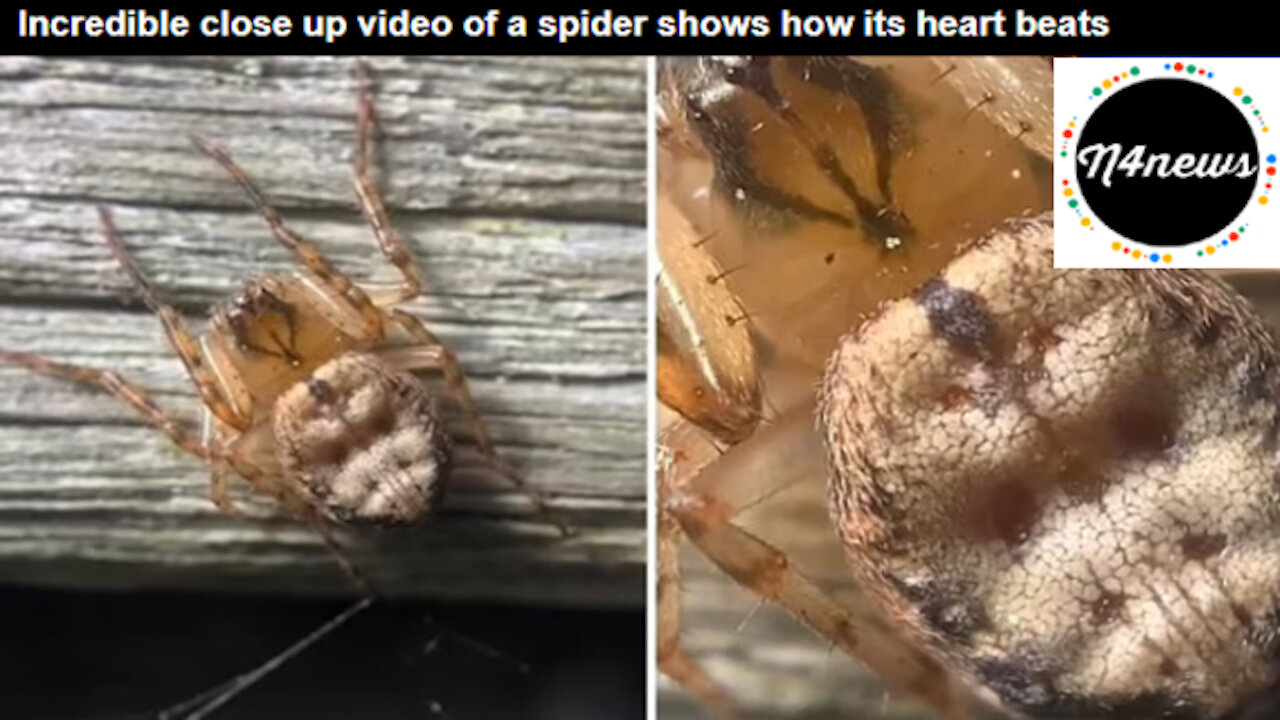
<box><xmin>3</xmin><ymin>5</ymin><xmax>1230</xmax><ymax>54</ymax></box>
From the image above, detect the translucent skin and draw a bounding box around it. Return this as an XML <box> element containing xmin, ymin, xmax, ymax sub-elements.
<box><xmin>660</xmin><ymin>56</ymin><xmax>1049</xmax><ymax>372</ymax></box>
<box><xmin>202</xmin><ymin>270</ymin><xmax>370</xmax><ymax>423</ymax></box>
<box><xmin>656</xmin><ymin>192</ymin><xmax>761</xmax><ymax>445</ymax></box>
<box><xmin>823</xmin><ymin>214</ymin><xmax>1280</xmax><ymax>719</ymax></box>
<box><xmin>657</xmin><ymin>56</ymin><xmax>1058</xmax><ymax>719</ymax></box>
<box><xmin>198</xmin><ymin>270</ymin><xmax>454</xmax><ymax>525</ymax></box>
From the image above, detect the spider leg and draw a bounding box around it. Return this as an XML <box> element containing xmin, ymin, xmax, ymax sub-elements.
<box><xmin>0</xmin><ymin>349</ymin><xmax>212</xmax><ymax>460</ymax></box>
<box><xmin>189</xmin><ymin>136</ymin><xmax>384</xmax><ymax>337</ymax></box>
<box><xmin>664</xmin><ymin>406</ymin><xmax>982</xmax><ymax>720</ymax></box>
<box><xmin>0</xmin><ymin>349</ymin><xmax>372</xmax><ymax>593</ymax></box>
<box><xmin>657</xmin><ymin>422</ymin><xmax>734</xmax><ymax>717</ymax></box>
<box><xmin>352</xmin><ymin>59</ymin><xmax>425</xmax><ymax>306</ymax></box>
<box><xmin>210</xmin><ymin>461</ymin><xmax>251</xmax><ymax>519</ymax></box>
<box><xmin>97</xmin><ymin>205</ymin><xmax>246</xmax><ymax>431</ymax></box>
<box><xmin>225</xmin><ymin>455</ymin><xmax>374</xmax><ymax>596</ymax></box>
<box><xmin>200</xmin><ymin>412</ymin><xmax>253</xmax><ymax>519</ymax></box>
<box><xmin>383</xmin><ymin>310</ymin><xmax>575</xmax><ymax>537</ymax></box>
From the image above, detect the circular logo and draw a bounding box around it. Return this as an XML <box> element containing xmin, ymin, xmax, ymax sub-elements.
<box><xmin>1059</xmin><ymin>61</ymin><xmax>1274</xmax><ymax>263</ymax></box>
<box><xmin>1077</xmin><ymin>79</ymin><xmax>1257</xmax><ymax>246</ymax></box>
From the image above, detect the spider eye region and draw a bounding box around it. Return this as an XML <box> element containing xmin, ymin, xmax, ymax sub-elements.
<box><xmin>275</xmin><ymin>352</ymin><xmax>451</xmax><ymax>525</ymax></box>
<box><xmin>218</xmin><ymin>279</ymin><xmax>304</xmax><ymax>365</ymax></box>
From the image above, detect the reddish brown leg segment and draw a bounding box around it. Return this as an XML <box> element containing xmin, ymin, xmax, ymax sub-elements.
<box><xmin>353</xmin><ymin>60</ymin><xmax>425</xmax><ymax>305</ymax></box>
<box><xmin>385</xmin><ymin>311</ymin><xmax>575</xmax><ymax>537</ymax></box>
<box><xmin>0</xmin><ymin>350</ymin><xmax>212</xmax><ymax>460</ymax></box>
<box><xmin>664</xmin><ymin>407</ymin><xmax>983</xmax><ymax>720</ymax></box>
<box><xmin>224</xmin><ymin>454</ymin><xmax>374</xmax><ymax>595</ymax></box>
<box><xmin>189</xmin><ymin>136</ymin><xmax>384</xmax><ymax>338</ymax></box>
<box><xmin>0</xmin><ymin>349</ymin><xmax>370</xmax><ymax>593</ymax></box>
<box><xmin>657</xmin><ymin>421</ymin><xmax>734</xmax><ymax>717</ymax></box>
<box><xmin>98</xmin><ymin>206</ymin><xmax>246</xmax><ymax>431</ymax></box>
<box><xmin>210</xmin><ymin>461</ymin><xmax>251</xmax><ymax>519</ymax></box>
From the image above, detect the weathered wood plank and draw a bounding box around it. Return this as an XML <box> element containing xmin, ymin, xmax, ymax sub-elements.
<box><xmin>0</xmin><ymin>55</ymin><xmax>647</xmax><ymax>608</ymax></box>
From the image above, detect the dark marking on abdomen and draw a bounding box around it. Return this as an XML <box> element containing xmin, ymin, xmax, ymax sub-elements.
<box><xmin>974</xmin><ymin>655</ymin><xmax>1202</xmax><ymax>720</ymax></box>
<box><xmin>915</xmin><ymin>278</ymin><xmax>998</xmax><ymax>359</ymax></box>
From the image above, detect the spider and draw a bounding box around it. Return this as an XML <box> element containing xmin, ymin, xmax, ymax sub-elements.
<box><xmin>655</xmin><ymin>54</ymin><xmax>1051</xmax><ymax>718</ymax></box>
<box><xmin>0</xmin><ymin>60</ymin><xmax>572</xmax><ymax>592</ymax></box>
<box><xmin>655</xmin><ymin>55</ymin><xmax>1280</xmax><ymax>720</ymax></box>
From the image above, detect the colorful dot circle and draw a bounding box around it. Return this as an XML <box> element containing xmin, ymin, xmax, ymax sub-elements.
<box><xmin>1063</xmin><ymin>63</ymin><xmax>1272</xmax><ymax>264</ymax></box>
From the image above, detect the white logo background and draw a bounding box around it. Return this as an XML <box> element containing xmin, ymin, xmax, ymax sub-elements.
<box><xmin>1054</xmin><ymin>57</ymin><xmax>1277</xmax><ymax>269</ymax></box>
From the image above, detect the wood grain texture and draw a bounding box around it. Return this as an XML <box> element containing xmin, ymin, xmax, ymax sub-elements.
<box><xmin>0</xmin><ymin>56</ymin><xmax>647</xmax><ymax>608</ymax></box>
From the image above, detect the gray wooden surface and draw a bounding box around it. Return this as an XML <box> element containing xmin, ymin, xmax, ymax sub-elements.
<box><xmin>0</xmin><ymin>56</ymin><xmax>647</xmax><ymax>608</ymax></box>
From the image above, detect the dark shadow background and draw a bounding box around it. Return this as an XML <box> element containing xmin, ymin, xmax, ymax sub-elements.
<box><xmin>0</xmin><ymin>585</ymin><xmax>645</xmax><ymax>720</ymax></box>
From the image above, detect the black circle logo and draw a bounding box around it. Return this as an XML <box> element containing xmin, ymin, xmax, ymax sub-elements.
<box><xmin>1075</xmin><ymin>78</ymin><xmax>1259</xmax><ymax>246</ymax></box>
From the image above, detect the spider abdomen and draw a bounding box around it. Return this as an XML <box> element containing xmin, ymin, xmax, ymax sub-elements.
<box><xmin>822</xmin><ymin>214</ymin><xmax>1280</xmax><ymax>719</ymax></box>
<box><xmin>274</xmin><ymin>351</ymin><xmax>451</xmax><ymax>525</ymax></box>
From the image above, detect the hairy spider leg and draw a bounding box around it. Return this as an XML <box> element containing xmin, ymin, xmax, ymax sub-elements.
<box><xmin>0</xmin><ymin>349</ymin><xmax>370</xmax><ymax>593</ymax></box>
<box><xmin>351</xmin><ymin>62</ymin><xmax>571</xmax><ymax>537</ymax></box>
<box><xmin>352</xmin><ymin>59</ymin><xmax>425</xmax><ymax>307</ymax></box>
<box><xmin>189</xmin><ymin>137</ymin><xmax>385</xmax><ymax>341</ymax></box>
<box><xmin>98</xmin><ymin>205</ymin><xmax>246</xmax><ymax>431</ymax></box>
<box><xmin>662</xmin><ymin>404</ymin><xmax>982</xmax><ymax>720</ymax></box>
<box><xmin>657</xmin><ymin>420</ymin><xmax>734</xmax><ymax>717</ymax></box>
<box><xmin>385</xmin><ymin>310</ymin><xmax>575</xmax><ymax>538</ymax></box>
<box><xmin>100</xmin><ymin>206</ymin><xmax>257</xmax><ymax>519</ymax></box>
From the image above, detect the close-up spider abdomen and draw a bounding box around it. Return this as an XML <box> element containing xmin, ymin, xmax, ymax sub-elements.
<box><xmin>823</xmin><ymin>214</ymin><xmax>1280</xmax><ymax>719</ymax></box>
